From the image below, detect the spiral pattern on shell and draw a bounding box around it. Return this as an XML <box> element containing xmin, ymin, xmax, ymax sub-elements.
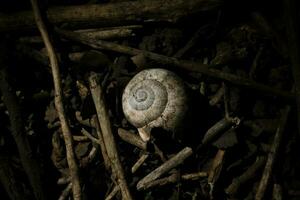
<box><xmin>122</xmin><ymin>68</ymin><xmax>188</xmax><ymax>132</ymax></box>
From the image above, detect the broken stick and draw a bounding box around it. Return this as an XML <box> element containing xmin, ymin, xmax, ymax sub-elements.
<box><xmin>89</xmin><ymin>73</ymin><xmax>133</xmax><ymax>200</ymax></box>
<box><xmin>31</xmin><ymin>0</ymin><xmax>82</xmax><ymax>199</ymax></box>
<box><xmin>255</xmin><ymin>106</ymin><xmax>290</xmax><ymax>200</ymax></box>
<box><xmin>118</xmin><ymin>128</ymin><xmax>147</xmax><ymax>150</ymax></box>
<box><xmin>137</xmin><ymin>147</ymin><xmax>193</xmax><ymax>190</ymax></box>
<box><xmin>0</xmin><ymin>0</ymin><xmax>221</xmax><ymax>32</ymax></box>
<box><xmin>57</xmin><ymin>29</ymin><xmax>294</xmax><ymax>100</ymax></box>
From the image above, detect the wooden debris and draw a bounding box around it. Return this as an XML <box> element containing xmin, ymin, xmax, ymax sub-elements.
<box><xmin>255</xmin><ymin>106</ymin><xmax>290</xmax><ymax>200</ymax></box>
<box><xmin>226</xmin><ymin>156</ymin><xmax>266</xmax><ymax>197</ymax></box>
<box><xmin>105</xmin><ymin>185</ymin><xmax>120</xmax><ymax>200</ymax></box>
<box><xmin>132</xmin><ymin>153</ymin><xmax>149</xmax><ymax>173</ymax></box>
<box><xmin>208</xmin><ymin>149</ymin><xmax>226</xmax><ymax>198</ymax></box>
<box><xmin>58</xmin><ymin>183</ymin><xmax>72</xmax><ymax>200</ymax></box>
<box><xmin>137</xmin><ymin>147</ymin><xmax>193</xmax><ymax>190</ymax></box>
<box><xmin>0</xmin><ymin>0</ymin><xmax>222</xmax><ymax>32</ymax></box>
<box><xmin>57</xmin><ymin>29</ymin><xmax>294</xmax><ymax>100</ymax></box>
<box><xmin>118</xmin><ymin>128</ymin><xmax>147</xmax><ymax>150</ymax></box>
<box><xmin>89</xmin><ymin>73</ymin><xmax>133</xmax><ymax>200</ymax></box>
<box><xmin>31</xmin><ymin>1</ymin><xmax>82</xmax><ymax>199</ymax></box>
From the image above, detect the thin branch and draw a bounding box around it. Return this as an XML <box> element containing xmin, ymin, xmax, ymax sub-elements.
<box><xmin>92</xmin><ymin>115</ymin><xmax>111</xmax><ymax>170</ymax></box>
<box><xmin>105</xmin><ymin>185</ymin><xmax>120</xmax><ymax>200</ymax></box>
<box><xmin>137</xmin><ymin>147</ymin><xmax>193</xmax><ymax>190</ymax></box>
<box><xmin>118</xmin><ymin>128</ymin><xmax>147</xmax><ymax>150</ymax></box>
<box><xmin>58</xmin><ymin>183</ymin><xmax>72</xmax><ymax>200</ymax></box>
<box><xmin>30</xmin><ymin>0</ymin><xmax>82</xmax><ymax>199</ymax></box>
<box><xmin>225</xmin><ymin>156</ymin><xmax>266</xmax><ymax>197</ymax></box>
<box><xmin>0</xmin><ymin>0</ymin><xmax>221</xmax><ymax>32</ymax></box>
<box><xmin>255</xmin><ymin>106</ymin><xmax>290</xmax><ymax>200</ymax></box>
<box><xmin>57</xmin><ymin>29</ymin><xmax>294</xmax><ymax>101</ymax></box>
<box><xmin>131</xmin><ymin>153</ymin><xmax>149</xmax><ymax>173</ymax></box>
<box><xmin>81</xmin><ymin>128</ymin><xmax>100</xmax><ymax>145</ymax></box>
<box><xmin>89</xmin><ymin>72</ymin><xmax>133</xmax><ymax>200</ymax></box>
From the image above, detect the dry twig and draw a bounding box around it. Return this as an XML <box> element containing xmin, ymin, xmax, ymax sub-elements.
<box><xmin>105</xmin><ymin>185</ymin><xmax>120</xmax><ymax>200</ymax></box>
<box><xmin>89</xmin><ymin>73</ymin><xmax>133</xmax><ymax>200</ymax></box>
<box><xmin>137</xmin><ymin>147</ymin><xmax>193</xmax><ymax>190</ymax></box>
<box><xmin>57</xmin><ymin>29</ymin><xmax>294</xmax><ymax>100</ymax></box>
<box><xmin>118</xmin><ymin>128</ymin><xmax>147</xmax><ymax>150</ymax></box>
<box><xmin>255</xmin><ymin>106</ymin><xmax>290</xmax><ymax>200</ymax></box>
<box><xmin>30</xmin><ymin>0</ymin><xmax>82</xmax><ymax>199</ymax></box>
<box><xmin>132</xmin><ymin>153</ymin><xmax>149</xmax><ymax>173</ymax></box>
<box><xmin>226</xmin><ymin>156</ymin><xmax>266</xmax><ymax>196</ymax></box>
<box><xmin>58</xmin><ymin>183</ymin><xmax>72</xmax><ymax>200</ymax></box>
<box><xmin>208</xmin><ymin>149</ymin><xmax>226</xmax><ymax>198</ymax></box>
<box><xmin>92</xmin><ymin>115</ymin><xmax>110</xmax><ymax>170</ymax></box>
<box><xmin>0</xmin><ymin>0</ymin><xmax>221</xmax><ymax>32</ymax></box>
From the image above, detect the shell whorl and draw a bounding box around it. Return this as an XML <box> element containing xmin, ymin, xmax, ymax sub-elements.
<box><xmin>122</xmin><ymin>68</ymin><xmax>187</xmax><ymax>131</ymax></box>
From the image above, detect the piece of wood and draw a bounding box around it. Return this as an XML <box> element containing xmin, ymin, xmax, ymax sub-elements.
<box><xmin>19</xmin><ymin>26</ymin><xmax>141</xmax><ymax>44</ymax></box>
<box><xmin>105</xmin><ymin>185</ymin><xmax>120</xmax><ymax>200</ymax></box>
<box><xmin>225</xmin><ymin>156</ymin><xmax>266</xmax><ymax>197</ymax></box>
<box><xmin>57</xmin><ymin>29</ymin><xmax>294</xmax><ymax>101</ymax></box>
<box><xmin>255</xmin><ymin>106</ymin><xmax>290</xmax><ymax>200</ymax></box>
<box><xmin>141</xmin><ymin>173</ymin><xmax>179</xmax><ymax>190</ymax></box>
<box><xmin>89</xmin><ymin>73</ymin><xmax>133</xmax><ymax>200</ymax></box>
<box><xmin>181</xmin><ymin>172</ymin><xmax>208</xmax><ymax>180</ymax></box>
<box><xmin>208</xmin><ymin>149</ymin><xmax>226</xmax><ymax>197</ymax></box>
<box><xmin>58</xmin><ymin>183</ymin><xmax>72</xmax><ymax>200</ymax></box>
<box><xmin>92</xmin><ymin>115</ymin><xmax>110</xmax><ymax>170</ymax></box>
<box><xmin>137</xmin><ymin>147</ymin><xmax>193</xmax><ymax>190</ymax></box>
<box><xmin>0</xmin><ymin>0</ymin><xmax>221</xmax><ymax>33</ymax></box>
<box><xmin>118</xmin><ymin>128</ymin><xmax>147</xmax><ymax>150</ymax></box>
<box><xmin>132</xmin><ymin>154</ymin><xmax>149</xmax><ymax>173</ymax></box>
<box><xmin>30</xmin><ymin>0</ymin><xmax>82</xmax><ymax>199</ymax></box>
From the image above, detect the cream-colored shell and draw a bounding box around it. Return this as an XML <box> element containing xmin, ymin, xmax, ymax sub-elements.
<box><xmin>122</xmin><ymin>68</ymin><xmax>188</xmax><ymax>134</ymax></box>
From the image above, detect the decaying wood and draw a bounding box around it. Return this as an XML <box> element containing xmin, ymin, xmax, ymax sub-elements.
<box><xmin>88</xmin><ymin>73</ymin><xmax>133</xmax><ymax>200</ymax></box>
<box><xmin>57</xmin><ymin>29</ymin><xmax>294</xmax><ymax>100</ymax></box>
<box><xmin>30</xmin><ymin>0</ymin><xmax>82</xmax><ymax>199</ymax></box>
<box><xmin>255</xmin><ymin>106</ymin><xmax>290</xmax><ymax>200</ymax></box>
<box><xmin>0</xmin><ymin>0</ymin><xmax>221</xmax><ymax>32</ymax></box>
<box><xmin>137</xmin><ymin>147</ymin><xmax>193</xmax><ymax>190</ymax></box>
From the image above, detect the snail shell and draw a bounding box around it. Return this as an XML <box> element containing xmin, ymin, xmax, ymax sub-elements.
<box><xmin>122</xmin><ymin>68</ymin><xmax>188</xmax><ymax>141</ymax></box>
